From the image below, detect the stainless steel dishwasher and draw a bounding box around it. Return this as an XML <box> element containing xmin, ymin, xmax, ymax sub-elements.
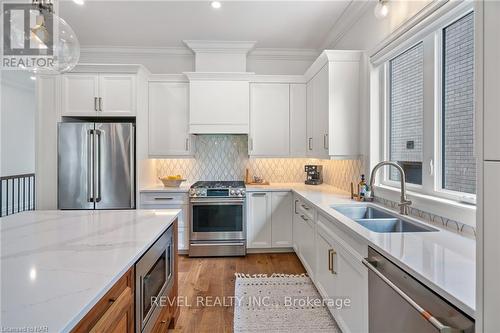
<box><xmin>363</xmin><ymin>247</ymin><xmax>474</xmax><ymax>333</ymax></box>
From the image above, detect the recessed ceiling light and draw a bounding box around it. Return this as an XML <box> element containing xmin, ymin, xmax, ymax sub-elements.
<box><xmin>73</xmin><ymin>0</ymin><xmax>85</xmax><ymax>5</ymax></box>
<box><xmin>211</xmin><ymin>1</ymin><xmax>221</xmax><ymax>9</ymax></box>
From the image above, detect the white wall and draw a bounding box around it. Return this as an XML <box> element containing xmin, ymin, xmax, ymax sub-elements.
<box><xmin>0</xmin><ymin>71</ymin><xmax>36</xmax><ymax>176</ymax></box>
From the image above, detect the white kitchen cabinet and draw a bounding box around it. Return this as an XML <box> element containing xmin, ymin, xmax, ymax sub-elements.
<box><xmin>305</xmin><ymin>50</ymin><xmax>361</xmax><ymax>159</ymax></box>
<box><xmin>61</xmin><ymin>73</ymin><xmax>136</xmax><ymax>116</ymax></box>
<box><xmin>247</xmin><ymin>191</ymin><xmax>293</xmax><ymax>249</ymax></box>
<box><xmin>98</xmin><ymin>74</ymin><xmax>136</xmax><ymax>116</ymax></box>
<box><xmin>148</xmin><ymin>82</ymin><xmax>194</xmax><ymax>157</ymax></box>
<box><xmin>299</xmin><ymin>211</ymin><xmax>316</xmax><ymax>278</ymax></box>
<box><xmin>249</xmin><ymin>83</ymin><xmax>290</xmax><ymax>156</ymax></box>
<box><xmin>316</xmin><ymin>215</ymin><xmax>368</xmax><ymax>333</ymax></box>
<box><xmin>271</xmin><ymin>192</ymin><xmax>293</xmax><ymax>247</ymax></box>
<box><xmin>247</xmin><ymin>192</ymin><xmax>272</xmax><ymax>248</ymax></box>
<box><xmin>307</xmin><ymin>65</ymin><xmax>329</xmax><ymax>159</ymax></box>
<box><xmin>188</xmin><ymin>80</ymin><xmax>250</xmax><ymax>134</ymax></box>
<box><xmin>289</xmin><ymin>84</ymin><xmax>307</xmax><ymax>157</ymax></box>
<box><xmin>139</xmin><ymin>191</ymin><xmax>190</xmax><ymax>251</ymax></box>
<box><xmin>61</xmin><ymin>74</ymin><xmax>99</xmax><ymax>116</ymax></box>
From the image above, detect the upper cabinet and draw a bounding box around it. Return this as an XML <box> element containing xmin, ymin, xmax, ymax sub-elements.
<box><xmin>249</xmin><ymin>83</ymin><xmax>290</xmax><ymax>156</ymax></box>
<box><xmin>148</xmin><ymin>81</ymin><xmax>194</xmax><ymax>157</ymax></box>
<box><xmin>61</xmin><ymin>73</ymin><xmax>136</xmax><ymax>117</ymax></box>
<box><xmin>305</xmin><ymin>50</ymin><xmax>361</xmax><ymax>159</ymax></box>
<box><xmin>186</xmin><ymin>73</ymin><xmax>251</xmax><ymax>134</ymax></box>
<box><xmin>249</xmin><ymin>82</ymin><xmax>307</xmax><ymax>157</ymax></box>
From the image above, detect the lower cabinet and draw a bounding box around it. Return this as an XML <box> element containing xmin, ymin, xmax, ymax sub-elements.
<box><xmin>140</xmin><ymin>191</ymin><xmax>190</xmax><ymax>251</ymax></box>
<box><xmin>247</xmin><ymin>191</ymin><xmax>293</xmax><ymax>249</ymax></box>
<box><xmin>71</xmin><ymin>269</ymin><xmax>135</xmax><ymax>333</ymax></box>
<box><xmin>292</xmin><ymin>195</ymin><xmax>316</xmax><ymax>277</ymax></box>
<box><xmin>316</xmin><ymin>215</ymin><xmax>368</xmax><ymax>333</ymax></box>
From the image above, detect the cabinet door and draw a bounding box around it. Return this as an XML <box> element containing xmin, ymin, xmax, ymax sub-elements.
<box><xmin>61</xmin><ymin>74</ymin><xmax>99</xmax><ymax>116</ymax></box>
<box><xmin>271</xmin><ymin>192</ymin><xmax>293</xmax><ymax>247</ymax></box>
<box><xmin>99</xmin><ymin>74</ymin><xmax>136</xmax><ymax>116</ymax></box>
<box><xmin>311</xmin><ymin>65</ymin><xmax>329</xmax><ymax>159</ymax></box>
<box><xmin>292</xmin><ymin>198</ymin><xmax>301</xmax><ymax>253</ymax></box>
<box><xmin>249</xmin><ymin>83</ymin><xmax>290</xmax><ymax>156</ymax></box>
<box><xmin>332</xmin><ymin>238</ymin><xmax>368</xmax><ymax>333</ymax></box>
<box><xmin>483</xmin><ymin>162</ymin><xmax>500</xmax><ymax>332</ymax></box>
<box><xmin>290</xmin><ymin>84</ymin><xmax>307</xmax><ymax>157</ymax></box>
<box><xmin>148</xmin><ymin>82</ymin><xmax>193</xmax><ymax>157</ymax></box>
<box><xmin>306</xmin><ymin>81</ymin><xmax>314</xmax><ymax>156</ymax></box>
<box><xmin>315</xmin><ymin>226</ymin><xmax>337</xmax><ymax>302</ymax></box>
<box><xmin>247</xmin><ymin>192</ymin><xmax>272</xmax><ymax>248</ymax></box>
<box><xmin>300</xmin><ymin>213</ymin><xmax>316</xmax><ymax>278</ymax></box>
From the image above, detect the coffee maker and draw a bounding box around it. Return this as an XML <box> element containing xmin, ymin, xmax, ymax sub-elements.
<box><xmin>304</xmin><ymin>165</ymin><xmax>323</xmax><ymax>185</ymax></box>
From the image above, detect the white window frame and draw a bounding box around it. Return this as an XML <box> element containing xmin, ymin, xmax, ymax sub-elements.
<box><xmin>378</xmin><ymin>3</ymin><xmax>476</xmax><ymax>205</ymax></box>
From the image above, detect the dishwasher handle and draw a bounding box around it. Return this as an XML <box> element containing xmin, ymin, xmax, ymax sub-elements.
<box><xmin>362</xmin><ymin>258</ymin><xmax>464</xmax><ymax>333</ymax></box>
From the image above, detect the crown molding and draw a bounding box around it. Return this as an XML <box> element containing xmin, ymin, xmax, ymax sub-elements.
<box><xmin>248</xmin><ymin>48</ymin><xmax>320</xmax><ymax>61</ymax></box>
<box><xmin>183</xmin><ymin>40</ymin><xmax>257</xmax><ymax>54</ymax></box>
<box><xmin>81</xmin><ymin>46</ymin><xmax>193</xmax><ymax>57</ymax></box>
<box><xmin>304</xmin><ymin>50</ymin><xmax>362</xmax><ymax>82</ymax></box>
<box><xmin>250</xmin><ymin>74</ymin><xmax>306</xmax><ymax>84</ymax></box>
<box><xmin>320</xmin><ymin>0</ymin><xmax>372</xmax><ymax>50</ymax></box>
<box><xmin>184</xmin><ymin>72</ymin><xmax>255</xmax><ymax>81</ymax></box>
<box><xmin>80</xmin><ymin>45</ymin><xmax>320</xmax><ymax>63</ymax></box>
<box><xmin>70</xmin><ymin>63</ymin><xmax>146</xmax><ymax>73</ymax></box>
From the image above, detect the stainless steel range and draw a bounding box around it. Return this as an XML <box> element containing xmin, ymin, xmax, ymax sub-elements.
<box><xmin>189</xmin><ymin>181</ymin><xmax>246</xmax><ymax>257</ymax></box>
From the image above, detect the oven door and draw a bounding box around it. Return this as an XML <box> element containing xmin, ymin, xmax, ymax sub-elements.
<box><xmin>136</xmin><ymin>226</ymin><xmax>174</xmax><ymax>333</ymax></box>
<box><xmin>190</xmin><ymin>198</ymin><xmax>245</xmax><ymax>241</ymax></box>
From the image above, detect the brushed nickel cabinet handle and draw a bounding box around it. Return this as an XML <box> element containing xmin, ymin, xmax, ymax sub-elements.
<box><xmin>252</xmin><ymin>192</ymin><xmax>266</xmax><ymax>197</ymax></box>
<box><xmin>94</xmin><ymin>97</ymin><xmax>98</xmax><ymax>111</ymax></box>
<box><xmin>301</xmin><ymin>204</ymin><xmax>310</xmax><ymax>211</ymax></box>
<box><xmin>98</xmin><ymin>97</ymin><xmax>102</xmax><ymax>111</ymax></box>
<box><xmin>308</xmin><ymin>137</ymin><xmax>313</xmax><ymax>150</ymax></box>
<box><xmin>300</xmin><ymin>214</ymin><xmax>309</xmax><ymax>222</ymax></box>
<box><xmin>154</xmin><ymin>197</ymin><xmax>174</xmax><ymax>201</ymax></box>
<box><xmin>294</xmin><ymin>199</ymin><xmax>299</xmax><ymax>214</ymax></box>
<box><xmin>323</xmin><ymin>134</ymin><xmax>328</xmax><ymax>149</ymax></box>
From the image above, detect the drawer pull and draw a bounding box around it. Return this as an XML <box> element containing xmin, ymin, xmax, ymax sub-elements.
<box><xmin>329</xmin><ymin>249</ymin><xmax>337</xmax><ymax>275</ymax></box>
<box><xmin>301</xmin><ymin>204</ymin><xmax>310</xmax><ymax>210</ymax></box>
<box><xmin>300</xmin><ymin>215</ymin><xmax>309</xmax><ymax>222</ymax></box>
<box><xmin>154</xmin><ymin>197</ymin><xmax>174</xmax><ymax>201</ymax></box>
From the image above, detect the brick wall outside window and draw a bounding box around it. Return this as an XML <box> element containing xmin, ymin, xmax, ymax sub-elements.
<box><xmin>389</xmin><ymin>43</ymin><xmax>424</xmax><ymax>184</ymax></box>
<box><xmin>442</xmin><ymin>12</ymin><xmax>475</xmax><ymax>194</ymax></box>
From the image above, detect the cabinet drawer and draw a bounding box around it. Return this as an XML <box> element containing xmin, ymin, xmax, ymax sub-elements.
<box><xmin>140</xmin><ymin>192</ymin><xmax>188</xmax><ymax>205</ymax></box>
<box><xmin>295</xmin><ymin>197</ymin><xmax>314</xmax><ymax>220</ymax></box>
<box><xmin>317</xmin><ymin>213</ymin><xmax>366</xmax><ymax>258</ymax></box>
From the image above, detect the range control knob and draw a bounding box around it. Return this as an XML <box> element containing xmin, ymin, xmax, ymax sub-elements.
<box><xmin>230</xmin><ymin>189</ymin><xmax>236</xmax><ymax>196</ymax></box>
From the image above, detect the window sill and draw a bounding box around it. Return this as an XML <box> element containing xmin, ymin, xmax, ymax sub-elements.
<box><xmin>374</xmin><ymin>184</ymin><xmax>476</xmax><ymax>227</ymax></box>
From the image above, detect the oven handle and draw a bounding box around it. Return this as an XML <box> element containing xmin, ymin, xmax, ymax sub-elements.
<box><xmin>190</xmin><ymin>242</ymin><xmax>245</xmax><ymax>247</ymax></box>
<box><xmin>190</xmin><ymin>198</ymin><xmax>245</xmax><ymax>204</ymax></box>
<box><xmin>362</xmin><ymin>259</ymin><xmax>462</xmax><ymax>333</ymax></box>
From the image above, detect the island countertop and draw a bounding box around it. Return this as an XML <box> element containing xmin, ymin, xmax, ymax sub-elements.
<box><xmin>0</xmin><ymin>209</ymin><xmax>180</xmax><ymax>333</ymax></box>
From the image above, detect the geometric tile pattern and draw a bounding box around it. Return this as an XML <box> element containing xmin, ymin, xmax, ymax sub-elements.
<box><xmin>156</xmin><ymin>135</ymin><xmax>363</xmax><ymax>192</ymax></box>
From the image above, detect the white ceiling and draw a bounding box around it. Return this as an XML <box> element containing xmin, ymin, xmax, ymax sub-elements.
<box><xmin>59</xmin><ymin>1</ymin><xmax>353</xmax><ymax>50</ymax></box>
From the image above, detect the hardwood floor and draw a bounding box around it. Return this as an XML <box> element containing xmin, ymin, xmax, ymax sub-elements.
<box><xmin>174</xmin><ymin>253</ymin><xmax>305</xmax><ymax>333</ymax></box>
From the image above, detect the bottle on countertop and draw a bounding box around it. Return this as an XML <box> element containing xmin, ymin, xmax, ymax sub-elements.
<box><xmin>359</xmin><ymin>174</ymin><xmax>367</xmax><ymax>199</ymax></box>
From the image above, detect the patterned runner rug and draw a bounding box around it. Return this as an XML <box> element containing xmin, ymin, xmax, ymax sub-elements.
<box><xmin>233</xmin><ymin>273</ymin><xmax>340</xmax><ymax>333</ymax></box>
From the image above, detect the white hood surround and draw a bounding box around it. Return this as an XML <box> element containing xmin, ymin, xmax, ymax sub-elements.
<box><xmin>183</xmin><ymin>40</ymin><xmax>256</xmax><ymax>134</ymax></box>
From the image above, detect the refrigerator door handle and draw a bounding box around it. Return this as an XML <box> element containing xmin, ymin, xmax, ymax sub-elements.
<box><xmin>87</xmin><ymin>129</ymin><xmax>94</xmax><ymax>202</ymax></box>
<box><xmin>94</xmin><ymin>129</ymin><xmax>102</xmax><ymax>203</ymax></box>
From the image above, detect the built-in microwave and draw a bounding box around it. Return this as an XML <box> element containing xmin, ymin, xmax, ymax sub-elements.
<box><xmin>135</xmin><ymin>224</ymin><xmax>175</xmax><ymax>333</ymax></box>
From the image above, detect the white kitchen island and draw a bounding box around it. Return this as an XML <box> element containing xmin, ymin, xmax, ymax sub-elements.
<box><xmin>0</xmin><ymin>209</ymin><xmax>180</xmax><ymax>333</ymax></box>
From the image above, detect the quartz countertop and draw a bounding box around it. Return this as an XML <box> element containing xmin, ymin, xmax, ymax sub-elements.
<box><xmin>139</xmin><ymin>182</ymin><xmax>475</xmax><ymax>317</ymax></box>
<box><xmin>246</xmin><ymin>183</ymin><xmax>476</xmax><ymax>318</ymax></box>
<box><xmin>0</xmin><ymin>209</ymin><xmax>180</xmax><ymax>333</ymax></box>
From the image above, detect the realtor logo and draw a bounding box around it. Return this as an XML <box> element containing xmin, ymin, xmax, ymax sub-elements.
<box><xmin>2</xmin><ymin>2</ymin><xmax>54</xmax><ymax>69</ymax></box>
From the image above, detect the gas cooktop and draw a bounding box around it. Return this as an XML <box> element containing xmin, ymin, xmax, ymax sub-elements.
<box><xmin>190</xmin><ymin>181</ymin><xmax>246</xmax><ymax>189</ymax></box>
<box><xmin>189</xmin><ymin>181</ymin><xmax>246</xmax><ymax>198</ymax></box>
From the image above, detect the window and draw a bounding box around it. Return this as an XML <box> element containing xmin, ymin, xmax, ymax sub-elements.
<box><xmin>389</xmin><ymin>43</ymin><xmax>424</xmax><ymax>185</ymax></box>
<box><xmin>442</xmin><ymin>12</ymin><xmax>475</xmax><ymax>194</ymax></box>
<box><xmin>380</xmin><ymin>8</ymin><xmax>475</xmax><ymax>202</ymax></box>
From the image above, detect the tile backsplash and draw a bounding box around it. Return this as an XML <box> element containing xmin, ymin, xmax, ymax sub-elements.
<box><xmin>155</xmin><ymin>135</ymin><xmax>363</xmax><ymax>192</ymax></box>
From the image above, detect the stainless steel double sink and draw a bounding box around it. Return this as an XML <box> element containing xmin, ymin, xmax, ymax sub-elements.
<box><xmin>331</xmin><ymin>204</ymin><xmax>438</xmax><ymax>233</ymax></box>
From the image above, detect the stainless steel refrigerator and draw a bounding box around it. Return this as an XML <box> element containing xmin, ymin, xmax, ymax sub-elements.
<box><xmin>58</xmin><ymin>122</ymin><xmax>135</xmax><ymax>210</ymax></box>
